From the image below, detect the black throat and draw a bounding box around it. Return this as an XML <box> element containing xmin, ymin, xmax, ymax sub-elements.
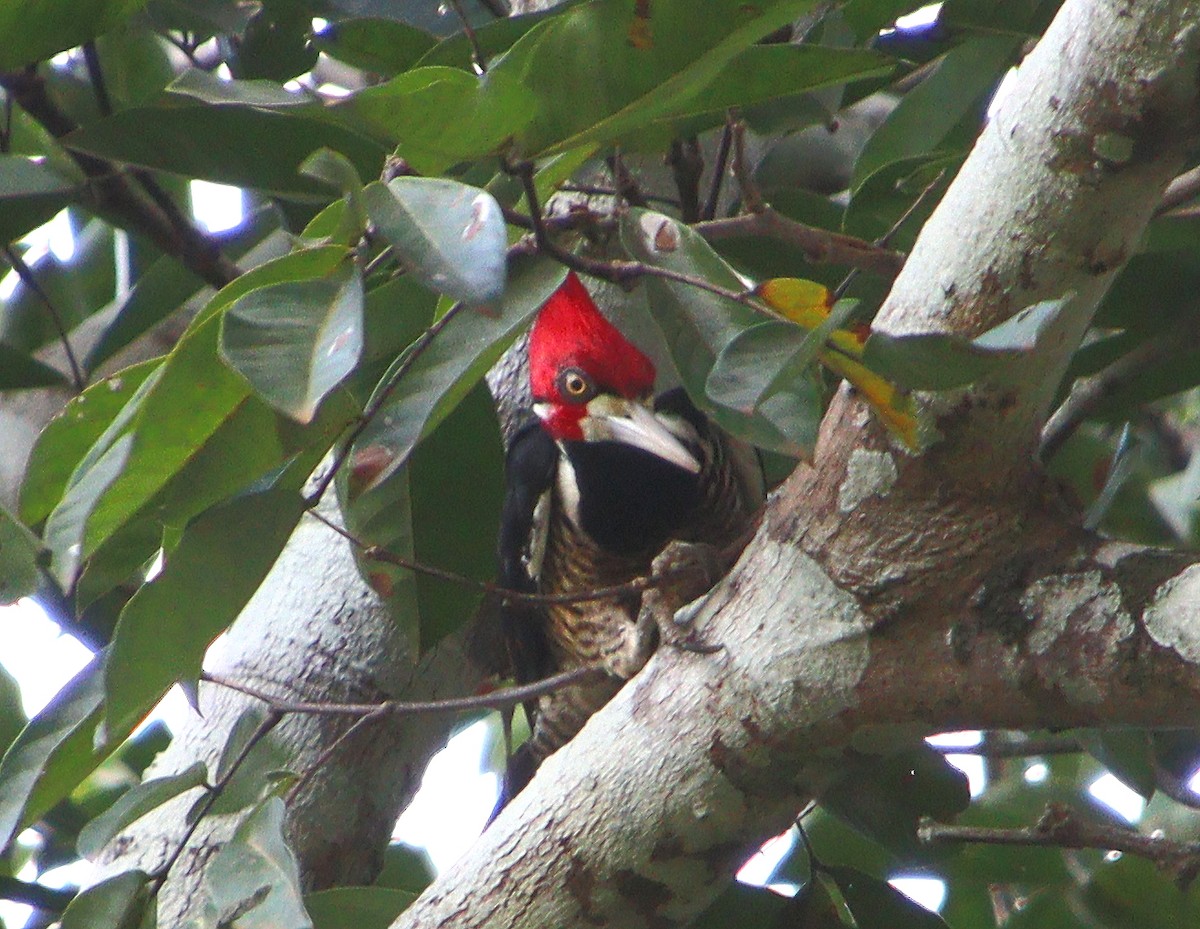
<box><xmin>560</xmin><ymin>439</ymin><xmax>702</xmax><ymax>559</ymax></box>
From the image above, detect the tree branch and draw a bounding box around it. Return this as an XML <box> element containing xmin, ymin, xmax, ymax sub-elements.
<box><xmin>693</xmin><ymin>207</ymin><xmax>905</xmax><ymax>279</ymax></box>
<box><xmin>920</xmin><ymin>804</ymin><xmax>1200</xmax><ymax>887</ymax></box>
<box><xmin>0</xmin><ymin>67</ymin><xmax>241</xmax><ymax>289</ymax></box>
<box><xmin>1040</xmin><ymin>310</ymin><xmax>1200</xmax><ymax>462</ymax></box>
<box><xmin>393</xmin><ymin>4</ymin><xmax>1200</xmax><ymax>927</ymax></box>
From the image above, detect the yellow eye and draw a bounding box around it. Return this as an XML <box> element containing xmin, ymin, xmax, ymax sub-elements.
<box><xmin>557</xmin><ymin>368</ymin><xmax>594</xmax><ymax>402</ymax></box>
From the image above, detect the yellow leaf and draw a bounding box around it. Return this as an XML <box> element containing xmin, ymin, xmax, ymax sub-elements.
<box><xmin>755</xmin><ymin>277</ymin><xmax>832</xmax><ymax>329</ymax></box>
<box><xmin>820</xmin><ymin>350</ymin><xmax>920</xmax><ymax>450</ymax></box>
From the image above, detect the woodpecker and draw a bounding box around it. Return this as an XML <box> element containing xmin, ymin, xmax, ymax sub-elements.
<box><xmin>497</xmin><ymin>272</ymin><xmax>763</xmax><ymax>802</ymax></box>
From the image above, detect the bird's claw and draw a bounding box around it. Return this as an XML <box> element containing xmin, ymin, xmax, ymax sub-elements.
<box><xmin>639</xmin><ymin>540</ymin><xmax>725</xmax><ymax>655</ymax></box>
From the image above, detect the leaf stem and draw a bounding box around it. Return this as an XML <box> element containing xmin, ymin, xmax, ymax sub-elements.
<box><xmin>2</xmin><ymin>245</ymin><xmax>85</xmax><ymax>390</ymax></box>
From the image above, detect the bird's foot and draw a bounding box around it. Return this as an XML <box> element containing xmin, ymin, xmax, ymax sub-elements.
<box><xmin>639</xmin><ymin>540</ymin><xmax>725</xmax><ymax>656</ymax></box>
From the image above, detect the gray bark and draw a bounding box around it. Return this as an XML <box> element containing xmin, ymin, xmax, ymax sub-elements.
<box><xmin>94</xmin><ymin>494</ymin><xmax>488</xmax><ymax>924</ymax></box>
<box><xmin>392</xmin><ymin>1</ymin><xmax>1200</xmax><ymax>926</ymax></box>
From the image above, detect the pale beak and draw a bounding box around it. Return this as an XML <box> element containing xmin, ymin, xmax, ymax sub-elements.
<box><xmin>581</xmin><ymin>396</ymin><xmax>701</xmax><ymax>474</ymax></box>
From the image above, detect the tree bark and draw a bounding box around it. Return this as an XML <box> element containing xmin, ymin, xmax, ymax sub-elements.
<box><xmin>392</xmin><ymin>1</ymin><xmax>1200</xmax><ymax>927</ymax></box>
<box><xmin>93</xmin><ymin>497</ymin><xmax>489</xmax><ymax>924</ymax></box>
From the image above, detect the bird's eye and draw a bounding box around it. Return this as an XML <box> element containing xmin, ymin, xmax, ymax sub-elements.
<box><xmin>557</xmin><ymin>368</ymin><xmax>595</xmax><ymax>403</ymax></box>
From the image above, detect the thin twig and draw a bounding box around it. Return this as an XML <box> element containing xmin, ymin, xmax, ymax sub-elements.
<box><xmin>728</xmin><ymin>112</ymin><xmax>764</xmax><ymax>214</ymax></box>
<box><xmin>927</xmin><ymin>734</ymin><xmax>1083</xmax><ymax>757</ymax></box>
<box><xmin>306</xmin><ymin>507</ymin><xmax>707</xmax><ymax>607</ymax></box>
<box><xmin>559</xmin><ymin>183</ymin><xmax>680</xmax><ymax>208</ymax></box>
<box><xmin>606</xmin><ymin>151</ymin><xmax>650</xmax><ymax>208</ymax></box>
<box><xmin>701</xmin><ymin>123</ymin><xmax>734</xmax><ymax>221</ymax></box>
<box><xmin>499</xmin><ymin>203</ymin><xmax>615</xmax><ymax>238</ymax></box>
<box><xmin>204</xmin><ymin>664</ymin><xmax>608</xmax><ymax>720</ymax></box>
<box><xmin>446</xmin><ymin>0</ymin><xmax>488</xmax><ymax>73</ymax></box>
<box><xmin>508</xmin><ymin>157</ymin><xmax>774</xmax><ymax>312</ymax></box>
<box><xmin>1039</xmin><ymin>310</ymin><xmax>1200</xmax><ymax>463</ymax></box>
<box><xmin>286</xmin><ymin>708</ymin><xmax>383</xmax><ymax>804</ymax></box>
<box><xmin>149</xmin><ymin>709</ymin><xmax>284</xmax><ymax>897</ymax></box>
<box><xmin>832</xmin><ymin>168</ymin><xmax>944</xmax><ymax>300</ymax></box>
<box><xmin>362</xmin><ymin>243</ymin><xmax>396</xmax><ymax>278</ymax></box>
<box><xmin>81</xmin><ymin>42</ymin><xmax>113</xmax><ymax>116</ymax></box>
<box><xmin>1</xmin><ymin>92</ymin><xmax>12</xmax><ymax>153</ymax></box>
<box><xmin>693</xmin><ymin>209</ymin><xmax>905</xmax><ymax>279</ymax></box>
<box><xmin>920</xmin><ymin>804</ymin><xmax>1200</xmax><ymax>887</ymax></box>
<box><xmin>2</xmin><ymin>245</ymin><xmax>85</xmax><ymax>390</ymax></box>
<box><xmin>666</xmin><ymin>137</ymin><xmax>704</xmax><ymax>223</ymax></box>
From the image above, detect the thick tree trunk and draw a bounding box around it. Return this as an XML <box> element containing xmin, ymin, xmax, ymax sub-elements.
<box><xmin>392</xmin><ymin>1</ymin><xmax>1200</xmax><ymax>926</ymax></box>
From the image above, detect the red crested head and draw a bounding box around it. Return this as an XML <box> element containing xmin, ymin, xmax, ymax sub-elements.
<box><xmin>529</xmin><ymin>273</ymin><xmax>656</xmax><ymax>439</ymax></box>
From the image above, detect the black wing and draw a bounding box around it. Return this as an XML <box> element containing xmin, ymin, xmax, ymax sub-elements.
<box><xmin>497</xmin><ymin>422</ymin><xmax>557</xmax><ymax>688</ymax></box>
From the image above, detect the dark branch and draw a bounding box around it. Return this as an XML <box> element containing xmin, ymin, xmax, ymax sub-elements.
<box><xmin>0</xmin><ymin>67</ymin><xmax>241</xmax><ymax>290</ymax></box>
<box><xmin>0</xmin><ymin>875</ymin><xmax>76</xmax><ymax>913</ymax></box>
<box><xmin>920</xmin><ymin>804</ymin><xmax>1200</xmax><ymax>887</ymax></box>
<box><xmin>701</xmin><ymin>123</ymin><xmax>733</xmax><ymax>221</ymax></box>
<box><xmin>666</xmin><ymin>137</ymin><xmax>704</xmax><ymax>223</ymax></box>
<box><xmin>446</xmin><ymin>0</ymin><xmax>488</xmax><ymax>73</ymax></box>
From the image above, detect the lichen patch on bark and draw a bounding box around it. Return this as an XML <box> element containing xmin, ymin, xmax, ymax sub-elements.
<box><xmin>1143</xmin><ymin>564</ymin><xmax>1200</xmax><ymax>664</ymax></box>
<box><xmin>837</xmin><ymin>449</ymin><xmax>898</xmax><ymax>513</ymax></box>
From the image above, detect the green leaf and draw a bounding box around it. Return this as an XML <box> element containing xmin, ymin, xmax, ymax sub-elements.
<box><xmin>193</xmin><ymin>245</ymin><xmax>351</xmax><ymax>330</ymax></box>
<box><xmin>0</xmin><ymin>343</ymin><xmax>69</xmax><ymax>389</ymax></box>
<box><xmin>344</xmin><ymin>383</ymin><xmax>503</xmax><ymax>652</ymax></box>
<box><xmin>620</xmin><ymin>208</ymin><xmax>821</xmax><ymax>455</ymax></box>
<box><xmin>706</xmin><ymin>299</ymin><xmax>859</xmax><ymax>414</ymax></box>
<box><xmin>0</xmin><ymin>155</ymin><xmax>76</xmax><ymax>243</ymax></box>
<box><xmin>0</xmin><ymin>0</ymin><xmax>149</xmax><ymax>69</ymax></box>
<box><xmin>0</xmin><ymin>664</ymin><xmax>25</xmax><ymax>763</ymax></box>
<box><xmin>202</xmin><ymin>706</ymin><xmax>296</xmax><ymax>819</ymax></box>
<box><xmin>362</xmin><ymin>178</ymin><xmax>507</xmax><ymax>308</ymax></box>
<box><xmin>493</xmin><ymin>0</ymin><xmax>825</xmax><ymax>156</ymax></box>
<box><xmin>0</xmin><ymin>656</ymin><xmax>107</xmax><ymax>851</ymax></box>
<box><xmin>77</xmin><ymin>762</ymin><xmax>208</xmax><ymax>861</ymax></box>
<box><xmin>60</xmin><ymin>869</ymin><xmax>152</xmax><ymax>929</ymax></box>
<box><xmin>167</xmin><ymin>67</ymin><xmax>311</xmax><ymax>108</ymax></box>
<box><xmin>828</xmin><ymin>865</ymin><xmax>950</xmax><ymax>928</ymax></box>
<box><xmin>305</xmin><ymin>887</ymin><xmax>416</xmax><ymax>929</ymax></box>
<box><xmin>221</xmin><ymin>262</ymin><xmax>364</xmax><ymax>423</ymax></box>
<box><xmin>352</xmin><ymin>255</ymin><xmax>564</xmax><ymax>492</ymax></box>
<box><xmin>64</xmin><ymin>106</ymin><xmax>387</xmax><ymax>200</ymax></box>
<box><xmin>82</xmin><ymin>258</ymin><xmax>205</xmax><ymax>375</ymax></box>
<box><xmin>690</xmin><ymin>883</ymin><xmax>792</xmax><ymax>929</ymax></box>
<box><xmin>83</xmin><ymin>206</ymin><xmax>285</xmax><ymax>374</ymax></box>
<box><xmin>862</xmin><ymin>295</ymin><xmax>1070</xmax><ymax>390</ymax></box>
<box><xmin>198</xmin><ymin>797</ymin><xmax>311</xmax><ymax>929</ymax></box>
<box><xmin>311</xmin><ymin>19</ymin><xmax>437</xmax><ymax>76</ymax></box>
<box><xmin>331</xmin><ymin>67</ymin><xmax>534</xmax><ymax>173</ymax></box>
<box><xmin>1</xmin><ymin>218</ymin><xmax>118</xmax><ymax>352</ymax></box>
<box><xmin>820</xmin><ymin>745</ymin><xmax>970</xmax><ymax>857</ymax></box>
<box><xmin>852</xmin><ymin>35</ymin><xmax>1019</xmax><ymax>192</ymax></box>
<box><xmin>1083</xmin><ymin>729</ymin><xmax>1157</xmax><ymax>800</ymax></box>
<box><xmin>0</xmin><ymin>506</ymin><xmax>43</xmax><ymax>605</ymax></box>
<box><xmin>103</xmin><ymin>479</ymin><xmax>307</xmax><ymax>737</ymax></box>
<box><xmin>376</xmin><ymin>842</ymin><xmax>434</xmax><ymax>894</ymax></box>
<box><xmin>644</xmin><ymin>44</ymin><xmax>896</xmax><ymax>130</ymax></box>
